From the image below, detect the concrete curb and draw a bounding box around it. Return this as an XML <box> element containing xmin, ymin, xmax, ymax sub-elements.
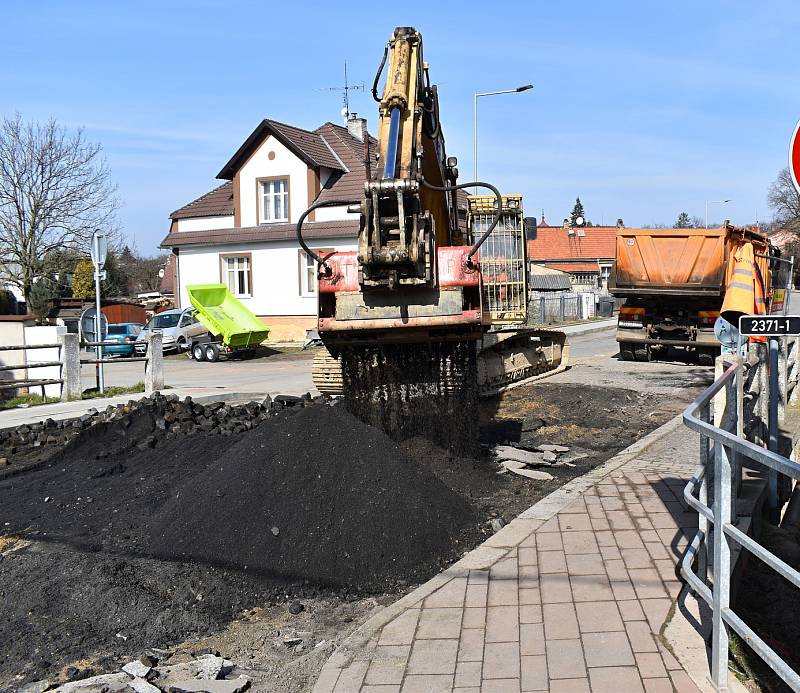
<box><xmin>313</xmin><ymin>412</ymin><xmax>686</xmax><ymax>692</ymax></box>
<box><xmin>559</xmin><ymin>317</ymin><xmax>617</xmax><ymax>337</ymax></box>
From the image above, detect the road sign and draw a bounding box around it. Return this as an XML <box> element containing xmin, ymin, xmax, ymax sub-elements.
<box><xmin>90</xmin><ymin>232</ymin><xmax>107</xmax><ymax>269</ymax></box>
<box><xmin>739</xmin><ymin>314</ymin><xmax>800</xmax><ymax>336</ymax></box>
<box><xmin>791</xmin><ymin>118</ymin><xmax>800</xmax><ymax>194</ymax></box>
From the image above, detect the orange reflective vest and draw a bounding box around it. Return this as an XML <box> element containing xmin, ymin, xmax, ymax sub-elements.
<box><xmin>720</xmin><ymin>242</ymin><xmax>767</xmax><ymax>342</ymax></box>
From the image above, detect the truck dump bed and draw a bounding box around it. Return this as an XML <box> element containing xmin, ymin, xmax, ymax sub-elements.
<box><xmin>186</xmin><ymin>284</ymin><xmax>270</xmax><ymax>348</ymax></box>
<box><xmin>611</xmin><ymin>226</ymin><xmax>771</xmax><ymax>297</ymax></box>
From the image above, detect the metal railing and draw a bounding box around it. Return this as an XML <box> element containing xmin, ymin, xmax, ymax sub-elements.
<box><xmin>0</xmin><ymin>342</ymin><xmax>64</xmax><ymax>396</ymax></box>
<box><xmin>682</xmin><ymin>354</ymin><xmax>800</xmax><ymax>691</ymax></box>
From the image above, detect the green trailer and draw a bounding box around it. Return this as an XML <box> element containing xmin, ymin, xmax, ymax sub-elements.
<box><xmin>185</xmin><ymin>283</ymin><xmax>270</xmax><ymax>362</ymax></box>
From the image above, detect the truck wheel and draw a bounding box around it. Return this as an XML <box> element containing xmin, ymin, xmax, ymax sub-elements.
<box><xmin>620</xmin><ymin>344</ymin><xmax>635</xmax><ymax>361</ymax></box>
<box><xmin>205</xmin><ymin>344</ymin><xmax>220</xmax><ymax>362</ymax></box>
<box><xmin>698</xmin><ymin>348</ymin><xmax>715</xmax><ymax>366</ymax></box>
<box><xmin>192</xmin><ymin>344</ymin><xmax>205</xmax><ymax>361</ymax></box>
<box><xmin>634</xmin><ymin>345</ymin><xmax>652</xmax><ymax>362</ymax></box>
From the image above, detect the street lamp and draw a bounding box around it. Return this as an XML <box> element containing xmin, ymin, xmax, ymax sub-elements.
<box><xmin>473</xmin><ymin>84</ymin><xmax>533</xmax><ymax>192</ymax></box>
<box><xmin>705</xmin><ymin>199</ymin><xmax>732</xmax><ymax>229</ymax></box>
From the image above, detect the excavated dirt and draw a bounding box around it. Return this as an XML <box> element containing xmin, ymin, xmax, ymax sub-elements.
<box><xmin>0</xmin><ymin>369</ymin><xmax>705</xmax><ymax>690</ymax></box>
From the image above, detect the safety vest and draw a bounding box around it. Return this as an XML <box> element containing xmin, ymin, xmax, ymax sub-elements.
<box><xmin>720</xmin><ymin>242</ymin><xmax>767</xmax><ymax>342</ymax></box>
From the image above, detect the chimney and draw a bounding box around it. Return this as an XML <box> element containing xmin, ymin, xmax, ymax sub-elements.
<box><xmin>347</xmin><ymin>114</ymin><xmax>367</xmax><ymax>142</ymax></box>
<box><xmin>563</xmin><ymin>218</ymin><xmax>570</xmax><ymax>229</ymax></box>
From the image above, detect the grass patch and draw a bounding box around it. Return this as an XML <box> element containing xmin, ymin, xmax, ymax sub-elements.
<box><xmin>0</xmin><ymin>393</ymin><xmax>60</xmax><ymax>410</ymax></box>
<box><xmin>81</xmin><ymin>382</ymin><xmax>145</xmax><ymax>400</ymax></box>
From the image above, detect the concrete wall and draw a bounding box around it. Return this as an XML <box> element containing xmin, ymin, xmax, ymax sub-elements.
<box><xmin>0</xmin><ymin>320</ymin><xmax>29</xmax><ymax>397</ymax></box>
<box><xmin>24</xmin><ymin>325</ymin><xmax>65</xmax><ymax>398</ymax></box>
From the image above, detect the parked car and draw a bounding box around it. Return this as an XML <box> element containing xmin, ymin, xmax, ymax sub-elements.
<box><xmin>134</xmin><ymin>308</ymin><xmax>205</xmax><ymax>354</ymax></box>
<box><xmin>102</xmin><ymin>323</ymin><xmax>143</xmax><ymax>356</ymax></box>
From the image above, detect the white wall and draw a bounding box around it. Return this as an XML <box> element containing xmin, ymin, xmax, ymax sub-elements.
<box><xmin>177</xmin><ymin>237</ymin><xmax>358</xmax><ymax>316</ymax></box>
<box><xmin>23</xmin><ymin>325</ymin><xmax>65</xmax><ymax>398</ymax></box>
<box><xmin>238</xmin><ymin>135</ymin><xmax>309</xmax><ymax>227</ymax></box>
<box><xmin>175</xmin><ymin>215</ymin><xmax>234</xmax><ymax>232</ymax></box>
<box><xmin>314</xmin><ymin>204</ymin><xmax>354</xmax><ymax>222</ymax></box>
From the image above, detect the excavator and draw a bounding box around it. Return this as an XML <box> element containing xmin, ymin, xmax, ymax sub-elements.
<box><xmin>295</xmin><ymin>26</ymin><xmax>568</xmax><ymax>442</ymax></box>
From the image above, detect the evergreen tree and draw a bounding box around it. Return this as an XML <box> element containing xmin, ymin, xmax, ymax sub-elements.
<box><xmin>72</xmin><ymin>258</ymin><xmax>95</xmax><ymax>298</ymax></box>
<box><xmin>570</xmin><ymin>198</ymin><xmax>585</xmax><ymax>226</ymax></box>
<box><xmin>675</xmin><ymin>212</ymin><xmax>691</xmax><ymax>228</ymax></box>
<box><xmin>28</xmin><ymin>277</ymin><xmax>60</xmax><ymax>319</ymax></box>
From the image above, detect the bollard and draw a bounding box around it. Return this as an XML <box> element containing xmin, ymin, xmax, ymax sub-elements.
<box><xmin>60</xmin><ymin>333</ymin><xmax>82</xmax><ymax>401</ymax></box>
<box><xmin>145</xmin><ymin>332</ymin><xmax>164</xmax><ymax>393</ymax></box>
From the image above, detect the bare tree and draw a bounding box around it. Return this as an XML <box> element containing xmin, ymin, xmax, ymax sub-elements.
<box><xmin>0</xmin><ymin>114</ymin><xmax>120</xmax><ymax>303</ymax></box>
<box><xmin>768</xmin><ymin>167</ymin><xmax>800</xmax><ymax>233</ymax></box>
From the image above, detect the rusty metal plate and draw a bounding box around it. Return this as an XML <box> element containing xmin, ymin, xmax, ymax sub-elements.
<box><xmin>335</xmin><ymin>288</ymin><xmax>464</xmax><ymax>321</ymax></box>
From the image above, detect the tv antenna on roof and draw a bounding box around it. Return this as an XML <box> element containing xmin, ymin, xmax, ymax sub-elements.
<box><xmin>322</xmin><ymin>63</ymin><xmax>364</xmax><ymax>123</ymax></box>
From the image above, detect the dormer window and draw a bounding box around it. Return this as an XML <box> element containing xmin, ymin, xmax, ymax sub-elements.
<box><xmin>259</xmin><ymin>177</ymin><xmax>289</xmax><ymax>223</ymax></box>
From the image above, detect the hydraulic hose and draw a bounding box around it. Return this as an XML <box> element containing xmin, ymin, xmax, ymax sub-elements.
<box><xmin>296</xmin><ymin>199</ymin><xmax>360</xmax><ymax>269</ymax></box>
<box><xmin>372</xmin><ymin>45</ymin><xmax>389</xmax><ymax>102</ymax></box>
<box><xmin>420</xmin><ymin>178</ymin><xmax>503</xmax><ymax>265</ymax></box>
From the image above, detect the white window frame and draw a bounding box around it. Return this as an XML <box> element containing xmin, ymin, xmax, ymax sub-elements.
<box><xmin>300</xmin><ymin>250</ymin><xmax>318</xmax><ymax>297</ymax></box>
<box><xmin>222</xmin><ymin>255</ymin><xmax>252</xmax><ymax>297</ymax></box>
<box><xmin>260</xmin><ymin>178</ymin><xmax>289</xmax><ymax>224</ymax></box>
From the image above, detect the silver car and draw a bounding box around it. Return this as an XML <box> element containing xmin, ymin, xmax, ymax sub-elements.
<box><xmin>134</xmin><ymin>308</ymin><xmax>206</xmax><ymax>354</ymax></box>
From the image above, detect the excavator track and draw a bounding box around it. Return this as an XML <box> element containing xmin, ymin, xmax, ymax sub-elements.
<box><xmin>311</xmin><ymin>329</ymin><xmax>569</xmax><ymax>399</ymax></box>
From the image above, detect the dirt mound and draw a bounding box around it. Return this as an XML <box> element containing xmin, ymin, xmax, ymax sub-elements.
<box><xmin>1</xmin><ymin>401</ymin><xmax>477</xmax><ymax>589</ymax></box>
<box><xmin>147</xmin><ymin>404</ymin><xmax>477</xmax><ymax>588</ymax></box>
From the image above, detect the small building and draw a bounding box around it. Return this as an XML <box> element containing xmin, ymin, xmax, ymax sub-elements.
<box><xmin>527</xmin><ymin>214</ymin><xmax>618</xmax><ymax>293</ymax></box>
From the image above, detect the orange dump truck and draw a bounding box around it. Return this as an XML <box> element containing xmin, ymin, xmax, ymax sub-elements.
<box><xmin>609</xmin><ymin>225</ymin><xmax>771</xmax><ymax>364</ymax></box>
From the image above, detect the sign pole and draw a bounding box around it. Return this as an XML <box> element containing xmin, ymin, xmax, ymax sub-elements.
<box><xmin>91</xmin><ymin>232</ymin><xmax>107</xmax><ymax>393</ymax></box>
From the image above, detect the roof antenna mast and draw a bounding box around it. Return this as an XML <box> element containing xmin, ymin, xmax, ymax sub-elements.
<box><xmin>323</xmin><ymin>63</ymin><xmax>365</xmax><ymax>124</ymax></box>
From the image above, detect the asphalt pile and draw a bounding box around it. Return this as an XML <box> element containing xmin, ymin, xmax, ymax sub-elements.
<box><xmin>0</xmin><ymin>396</ymin><xmax>477</xmax><ymax>589</ymax></box>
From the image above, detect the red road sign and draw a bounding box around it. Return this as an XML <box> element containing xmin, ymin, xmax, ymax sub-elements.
<box><xmin>791</xmin><ymin>118</ymin><xmax>800</xmax><ymax>193</ymax></box>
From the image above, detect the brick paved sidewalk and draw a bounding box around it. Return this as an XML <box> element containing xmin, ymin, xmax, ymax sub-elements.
<box><xmin>314</xmin><ymin>418</ymin><xmax>707</xmax><ymax>693</ymax></box>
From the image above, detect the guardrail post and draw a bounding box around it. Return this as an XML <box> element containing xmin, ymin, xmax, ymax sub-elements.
<box><xmin>711</xmin><ymin>439</ymin><xmax>732</xmax><ymax>692</ymax></box>
<box><xmin>698</xmin><ymin>402</ymin><xmax>710</xmax><ymax>585</ymax></box>
<box><xmin>60</xmin><ymin>333</ymin><xmax>81</xmax><ymax>401</ymax></box>
<box><xmin>145</xmin><ymin>333</ymin><xmax>163</xmax><ymax>393</ymax></box>
<box><xmin>768</xmin><ymin>336</ymin><xmax>780</xmax><ymax>524</ymax></box>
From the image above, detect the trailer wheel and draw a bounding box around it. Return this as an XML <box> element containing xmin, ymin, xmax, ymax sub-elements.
<box><xmin>192</xmin><ymin>343</ymin><xmax>205</xmax><ymax>361</ymax></box>
<box><xmin>634</xmin><ymin>345</ymin><xmax>652</xmax><ymax>362</ymax></box>
<box><xmin>619</xmin><ymin>344</ymin><xmax>635</xmax><ymax>361</ymax></box>
<box><xmin>205</xmin><ymin>344</ymin><xmax>220</xmax><ymax>362</ymax></box>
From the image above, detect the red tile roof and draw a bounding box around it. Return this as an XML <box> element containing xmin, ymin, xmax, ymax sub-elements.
<box><xmin>161</xmin><ymin>220</ymin><xmax>360</xmax><ymax>248</ymax></box>
<box><xmin>527</xmin><ymin>226</ymin><xmax>617</xmax><ymax>262</ymax></box>
<box><xmin>170</xmin><ymin>182</ymin><xmax>234</xmax><ymax>220</ymax></box>
<box><xmin>541</xmin><ymin>261</ymin><xmax>601</xmax><ymax>273</ymax></box>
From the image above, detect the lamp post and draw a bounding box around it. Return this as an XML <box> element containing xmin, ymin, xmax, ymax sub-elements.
<box><xmin>705</xmin><ymin>199</ymin><xmax>732</xmax><ymax>229</ymax></box>
<box><xmin>473</xmin><ymin>84</ymin><xmax>533</xmax><ymax>193</ymax></box>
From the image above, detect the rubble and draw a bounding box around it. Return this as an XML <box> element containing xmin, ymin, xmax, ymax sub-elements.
<box><xmin>491</xmin><ymin>441</ymin><xmax>572</xmax><ymax>478</ymax></box>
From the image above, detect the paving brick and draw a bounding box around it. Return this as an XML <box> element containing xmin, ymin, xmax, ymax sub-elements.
<box><xmin>657</xmin><ymin>642</ymin><xmax>682</xmax><ymax>670</ymax></box>
<box><xmin>562</xmin><ymin>499</ymin><xmax>588</xmax><ymax>513</ymax></box>
<box><xmin>565</xmin><ymin>553</ymin><xmax>605</xmax><ymax>575</ymax></box>
<box><xmin>400</xmin><ymin>674</ymin><xmax>453</xmax><ymax>693</ymax></box>
<box><xmin>536</xmin><ymin>531</ymin><xmax>563</xmax><ymax>551</ymax></box>
<box><xmin>549</xmin><ymin>677</ymin><xmax>590</xmax><ymax>692</ymax></box>
<box><xmin>588</xmin><ymin>666</ymin><xmax>645</xmax><ymax>693</ymax></box>
<box><xmin>462</xmin><ymin>606</ymin><xmax>486</xmax><ymax>629</ymax></box>
<box><xmin>465</xmin><ymin>584</ymin><xmax>487</xmax><ymax>608</ymax></box>
<box><xmin>639</xmin><ymin>529</ymin><xmax>661</xmax><ymax>543</ymax></box>
<box><xmin>626</xmin><ymin>502</ymin><xmax>647</xmax><ymax>517</ymax></box>
<box><xmin>518</xmin><ymin>564</ymin><xmax>539</xmax><ymax>590</ymax></box>
<box><xmin>628</xmin><ymin>568</ymin><xmax>668</xmax><ymax>599</ymax></box>
<box><xmin>613</xmin><ymin>530</ymin><xmax>645</xmax><ymax>549</ymax></box>
<box><xmin>454</xmin><ymin>660</ymin><xmax>481</xmax><ymax>687</ymax></box>
<box><xmin>606</xmin><ymin>511</ymin><xmax>635</xmax><ymax>530</ymax></box>
<box><xmin>597</xmin><ymin>484</ymin><xmax>620</xmax><ymax>497</ymax></box>
<box><xmin>488</xmin><ymin>578</ymin><xmax>519</xmax><ymax>606</ymax></box>
<box><xmin>406</xmin><ymin>638</ymin><xmax>458</xmax><ymax>675</ymax></box>
<box><xmin>519</xmin><ymin>588</ymin><xmax>541</xmax><ymax>605</ymax></box>
<box><xmin>617</xmin><ymin>599</ymin><xmax>646</xmax><ymax>621</ymax></box>
<box><xmin>590</xmin><ymin>517</ymin><xmax>611</xmax><ymax>531</ymax></box>
<box><xmin>621</xmin><ymin>548</ymin><xmax>653</xmax><ymax>570</ymax></box>
<box><xmin>599</xmin><ymin>544</ymin><xmax>621</xmax><ymax>560</ymax></box>
<box><xmin>332</xmin><ymin>661</ymin><xmax>369</xmax><ymax>692</ymax></box>
<box><xmin>425</xmin><ymin>578</ymin><xmax>468</xmax><ymax>608</ymax></box>
<box><xmin>546</xmin><ymin>638</ymin><xmax>586</xmax><ymax>679</ymax></box>
<box><xmin>625</xmin><ymin>620</ymin><xmax>658</xmax><ymax>652</ymax></box>
<box><xmin>570</xmin><ymin>574</ymin><xmax>614</xmax><ymax>602</ymax></box>
<box><xmin>653</xmin><ymin>558</ymin><xmax>678</xmax><ymax>583</ymax></box>
<box><xmin>639</xmin><ymin>598</ymin><xmax>672</xmax><ymax>634</ymax></box>
<box><xmin>416</xmin><ymin>608</ymin><xmax>463</xmax><ymax>640</ymax></box>
<box><xmin>458</xmin><ymin>628</ymin><xmax>485</xmax><ymax>662</ymax></box>
<box><xmin>518</xmin><ymin>547</ymin><xmax>537</xmax><ymax>566</ymax></box>
<box><xmin>520</xmin><ymin>530</ymin><xmax>537</xmax><ymax>548</ymax></box>
<box><xmin>540</xmin><ymin>573</ymin><xmax>573</xmax><ymax>603</ymax></box>
<box><xmin>644</xmin><ymin>542</ymin><xmax>671</xmax><ymax>561</ymax></box>
<box><xmin>586</xmin><ymin>503</ymin><xmax>606</xmax><ymax>520</ymax></box>
<box><xmin>483</xmin><ymin>642</ymin><xmax>521</xmax><ymax>679</ymax></box>
<box><xmin>539</xmin><ymin>550</ymin><xmax>567</xmax><ymax>573</ymax></box>
<box><xmin>519</xmin><ymin>603</ymin><xmax>542</xmax><ymax>623</ymax></box>
<box><xmin>610</xmin><ymin>579</ymin><xmax>637</xmax><ymax>600</ymax></box>
<box><xmin>599</xmin><ymin>497</ymin><xmax>624</xmax><ymax>511</ymax></box>
<box><xmin>574</xmin><ymin>601</ymin><xmax>623</xmax><ymax>633</ymax></box>
<box><xmin>669</xmin><ymin>670</ymin><xmax>703</xmax><ymax>692</ymax></box>
<box><xmin>603</xmin><ymin>558</ymin><xmax>629</xmax><ymax>581</ymax></box>
<box><xmin>491</xmin><ymin>557</ymin><xmax>519</xmax><ymax>580</ymax></box>
<box><xmin>543</xmin><ymin>602</ymin><xmax>580</xmax><ymax>639</ymax></box>
<box><xmin>481</xmin><ymin>679</ymin><xmax>521</xmax><ymax>693</ymax></box>
<box><xmin>361</xmin><ymin>685</ymin><xmax>401</xmax><ymax>693</ymax></box>
<box><xmin>486</xmin><ymin>605</ymin><xmax>519</xmax><ymax>643</ymax></box>
<box><xmin>643</xmin><ymin>678</ymin><xmax>674</xmax><ymax>693</ymax></box>
<box><xmin>364</xmin><ymin>645</ymin><xmax>410</xmax><ymax>685</ymax></box>
<box><xmin>559</xmin><ymin>513</ymin><xmax>592</xmax><ymax>531</ymax></box>
<box><xmin>635</xmin><ymin>652</ymin><xmax>668</xmax><ymax>678</ymax></box>
<box><xmin>582</xmin><ymin>631</ymin><xmax>635</xmax><ymax>667</ymax></box>
<box><xmin>539</xmin><ymin>516</ymin><xmax>561</xmax><ymax>532</ymax></box>
<box><xmin>635</xmin><ymin>517</ymin><xmax>655</xmax><ymax>531</ymax></box>
<box><xmin>561</xmin><ymin>531</ymin><xmax>599</xmax><ymax>555</ymax></box>
<box><xmin>520</xmin><ymin>622</ymin><xmax>545</xmax><ymax>655</ymax></box>
<box><xmin>520</xmin><ymin>655</ymin><xmax>548</xmax><ymax>691</ymax></box>
<box><xmin>469</xmin><ymin>569</ymin><xmax>489</xmax><ymax>585</ymax></box>
<box><xmin>453</xmin><ymin>688</ymin><xmax>480</xmax><ymax>693</ymax></box>
<box><xmin>379</xmin><ymin>609</ymin><xmax>421</xmax><ymax>646</ymax></box>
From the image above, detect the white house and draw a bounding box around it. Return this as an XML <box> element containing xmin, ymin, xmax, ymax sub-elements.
<box><xmin>161</xmin><ymin>116</ymin><xmax>373</xmax><ymax>342</ymax></box>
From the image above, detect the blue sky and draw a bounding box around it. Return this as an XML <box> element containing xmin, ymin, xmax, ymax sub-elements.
<box><xmin>3</xmin><ymin>1</ymin><xmax>799</xmax><ymax>253</ymax></box>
